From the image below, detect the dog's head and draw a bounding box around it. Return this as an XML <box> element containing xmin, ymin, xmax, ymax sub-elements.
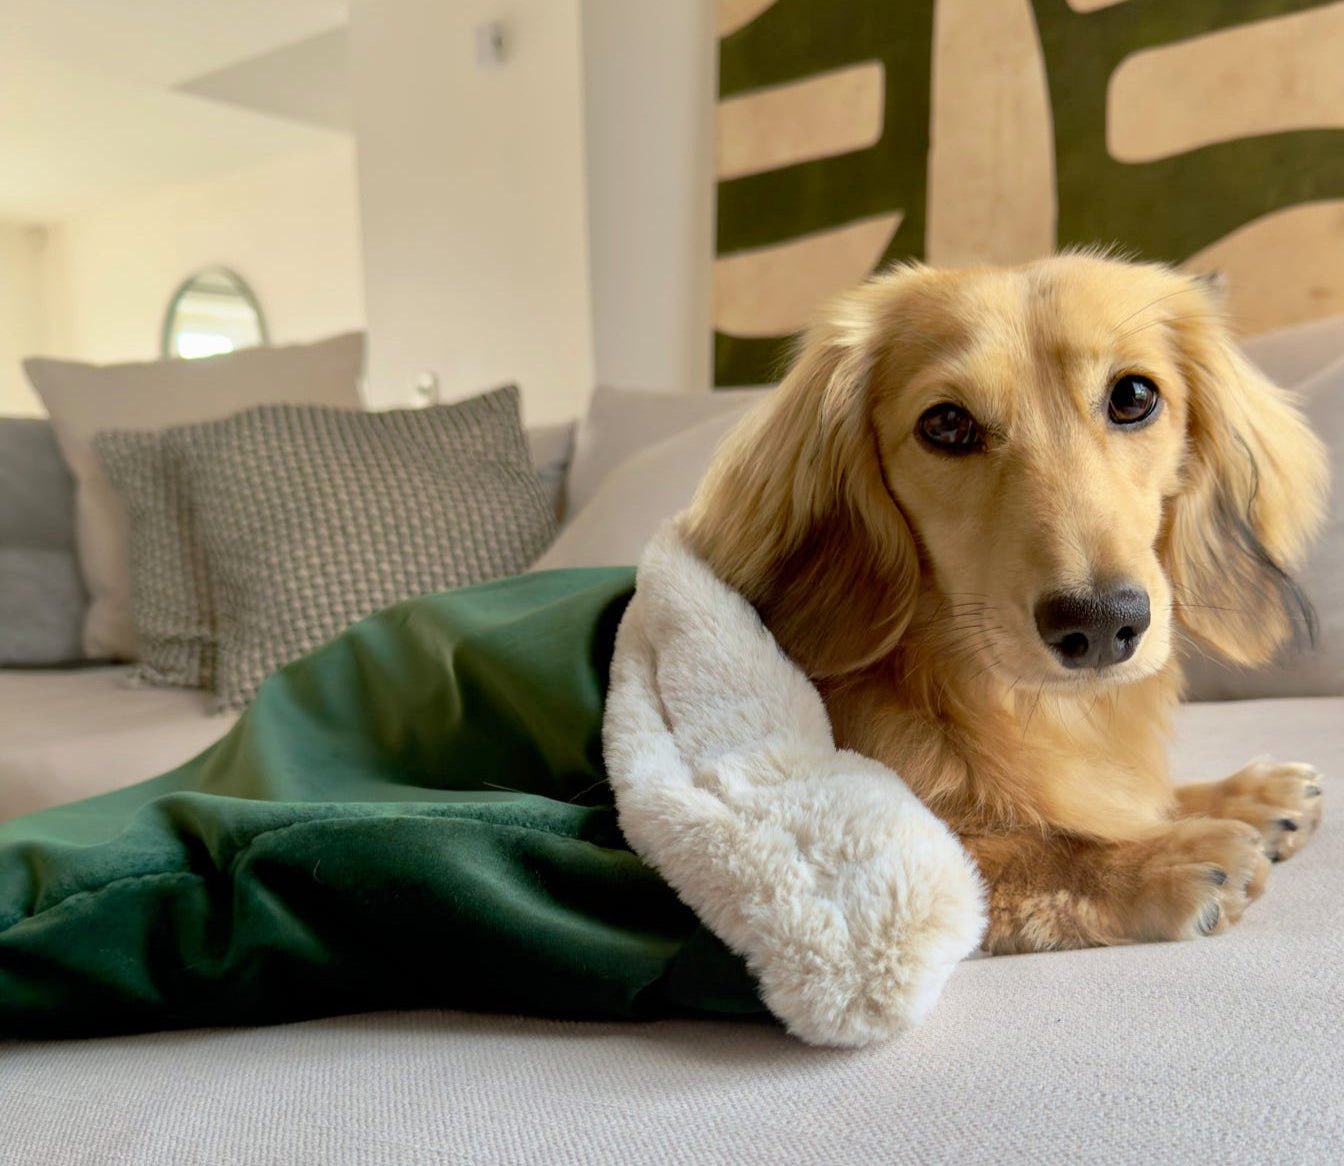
<box><xmin>686</xmin><ymin>255</ymin><xmax>1328</xmax><ymax>690</ymax></box>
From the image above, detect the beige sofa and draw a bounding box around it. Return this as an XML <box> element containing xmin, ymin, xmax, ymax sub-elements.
<box><xmin>2</xmin><ymin>317</ymin><xmax>1342</xmax><ymax>1164</ymax></box>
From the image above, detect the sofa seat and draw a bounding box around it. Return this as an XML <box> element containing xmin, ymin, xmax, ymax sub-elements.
<box><xmin>1</xmin><ymin>694</ymin><xmax>1339</xmax><ymax>1164</ymax></box>
<box><xmin>0</xmin><ymin>668</ymin><xmax>235</xmax><ymax>822</ymax></box>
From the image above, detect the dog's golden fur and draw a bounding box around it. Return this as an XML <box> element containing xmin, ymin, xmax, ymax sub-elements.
<box><xmin>685</xmin><ymin>254</ymin><xmax>1329</xmax><ymax>953</ymax></box>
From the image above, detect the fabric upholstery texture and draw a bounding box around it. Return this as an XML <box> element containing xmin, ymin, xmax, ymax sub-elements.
<box><xmin>0</xmin><ymin>417</ymin><xmax>75</xmax><ymax>549</ymax></box>
<box><xmin>564</xmin><ymin>385</ymin><xmax>769</xmax><ymax>519</ymax></box>
<box><xmin>0</xmin><ymin>418</ymin><xmax>84</xmax><ymax>665</ymax></box>
<box><xmin>171</xmin><ymin>386</ymin><xmax>557</xmax><ymax>710</ymax></box>
<box><xmin>533</xmin><ymin>407</ymin><xmax>757</xmax><ymax>571</ymax></box>
<box><xmin>526</xmin><ymin>420</ymin><xmax>577</xmax><ymax>519</ymax></box>
<box><xmin>22</xmin><ymin>333</ymin><xmax>365</xmax><ymax>661</ymax></box>
<box><xmin>94</xmin><ymin>429</ymin><xmax>216</xmax><ymax>689</ymax></box>
<box><xmin>1182</xmin><ymin>353</ymin><xmax>1343</xmax><ymax>699</ymax></box>
<box><xmin>1240</xmin><ymin>310</ymin><xmax>1344</xmax><ymax>388</ymax></box>
<box><xmin>2</xmin><ymin>694</ymin><xmax>1339</xmax><ymax>1163</ymax></box>
<box><xmin>0</xmin><ymin>668</ymin><xmax>233</xmax><ymax>823</ymax></box>
<box><xmin>0</xmin><ymin>567</ymin><xmax>766</xmax><ymax>1039</ymax></box>
<box><xmin>0</xmin><ymin>549</ymin><xmax>86</xmax><ymax>667</ymax></box>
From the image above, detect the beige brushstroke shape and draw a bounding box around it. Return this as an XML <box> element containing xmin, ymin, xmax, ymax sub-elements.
<box><xmin>1184</xmin><ymin>200</ymin><xmax>1344</xmax><ymax>334</ymax></box>
<box><xmin>718</xmin><ymin>0</ymin><xmax>779</xmax><ymax>40</ymax></box>
<box><xmin>716</xmin><ymin>63</ymin><xmax>886</xmax><ymax>182</ymax></box>
<box><xmin>925</xmin><ymin>0</ymin><xmax>1056</xmax><ymax>266</ymax></box>
<box><xmin>714</xmin><ymin>214</ymin><xmax>902</xmax><ymax>337</ymax></box>
<box><xmin>1110</xmin><ymin>4</ymin><xmax>1344</xmax><ymax>164</ymax></box>
<box><xmin>1066</xmin><ymin>0</ymin><xmax>1132</xmax><ymax>12</ymax></box>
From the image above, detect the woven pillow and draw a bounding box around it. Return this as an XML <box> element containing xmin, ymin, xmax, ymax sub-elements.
<box><xmin>172</xmin><ymin>386</ymin><xmax>557</xmax><ymax>710</ymax></box>
<box><xmin>94</xmin><ymin>430</ymin><xmax>215</xmax><ymax>688</ymax></box>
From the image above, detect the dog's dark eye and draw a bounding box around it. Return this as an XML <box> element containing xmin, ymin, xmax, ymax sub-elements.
<box><xmin>917</xmin><ymin>403</ymin><xmax>982</xmax><ymax>453</ymax></box>
<box><xmin>1108</xmin><ymin>375</ymin><xmax>1160</xmax><ymax>426</ymax></box>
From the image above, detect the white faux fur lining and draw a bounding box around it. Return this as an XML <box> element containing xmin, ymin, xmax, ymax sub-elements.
<box><xmin>602</xmin><ymin>519</ymin><xmax>987</xmax><ymax>1048</ymax></box>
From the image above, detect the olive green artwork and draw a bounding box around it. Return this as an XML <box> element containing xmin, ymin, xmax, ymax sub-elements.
<box><xmin>714</xmin><ymin>0</ymin><xmax>1344</xmax><ymax>386</ymax></box>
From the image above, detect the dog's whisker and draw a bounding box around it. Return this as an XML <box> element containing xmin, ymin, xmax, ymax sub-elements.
<box><xmin>1109</xmin><ymin>287</ymin><xmax>1205</xmax><ymax>335</ymax></box>
<box><xmin>962</xmin><ymin>655</ymin><xmax>1003</xmax><ymax>687</ymax></box>
<box><xmin>1113</xmin><ymin>312</ymin><xmax>1221</xmax><ymax>345</ymax></box>
<box><xmin>1171</xmin><ymin>600</ymin><xmax>1256</xmax><ymax>616</ymax></box>
<box><xmin>1021</xmin><ymin>681</ymin><xmax>1046</xmax><ymax>743</ymax></box>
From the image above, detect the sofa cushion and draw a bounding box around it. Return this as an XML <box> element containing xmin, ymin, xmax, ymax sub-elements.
<box><xmin>0</xmin><ymin>418</ymin><xmax>84</xmax><ymax>665</ymax></box>
<box><xmin>526</xmin><ymin>420</ymin><xmax>576</xmax><ymax>520</ymax></box>
<box><xmin>172</xmin><ymin>386</ymin><xmax>557</xmax><ymax>710</ymax></box>
<box><xmin>565</xmin><ymin>386</ymin><xmax>770</xmax><ymax>520</ymax></box>
<box><xmin>533</xmin><ymin>405</ymin><xmax>759</xmax><ymax>571</ymax></box>
<box><xmin>23</xmin><ymin>334</ymin><xmax>365</xmax><ymax>662</ymax></box>
<box><xmin>0</xmin><ymin>549</ymin><xmax>85</xmax><ymax>668</ymax></box>
<box><xmin>1240</xmin><ymin>310</ymin><xmax>1344</xmax><ymax>388</ymax></box>
<box><xmin>1182</xmin><ymin>353</ymin><xmax>1343</xmax><ymax>699</ymax></box>
<box><xmin>0</xmin><ymin>417</ymin><xmax>74</xmax><ymax>550</ymax></box>
<box><xmin>0</xmin><ymin>667</ymin><xmax>233</xmax><ymax>823</ymax></box>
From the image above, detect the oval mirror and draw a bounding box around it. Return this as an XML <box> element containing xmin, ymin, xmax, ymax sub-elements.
<box><xmin>161</xmin><ymin>266</ymin><xmax>268</xmax><ymax>360</ymax></box>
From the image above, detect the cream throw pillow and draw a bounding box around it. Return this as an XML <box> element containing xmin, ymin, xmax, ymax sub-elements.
<box><xmin>532</xmin><ymin>404</ymin><xmax>759</xmax><ymax>571</ymax></box>
<box><xmin>1182</xmin><ymin>353</ymin><xmax>1343</xmax><ymax>699</ymax></box>
<box><xmin>565</xmin><ymin>385</ymin><xmax>770</xmax><ymax>520</ymax></box>
<box><xmin>23</xmin><ymin>334</ymin><xmax>365</xmax><ymax>660</ymax></box>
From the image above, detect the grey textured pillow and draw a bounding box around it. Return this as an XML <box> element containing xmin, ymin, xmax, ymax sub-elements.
<box><xmin>0</xmin><ymin>418</ymin><xmax>86</xmax><ymax>665</ymax></box>
<box><xmin>173</xmin><ymin>386</ymin><xmax>557</xmax><ymax>710</ymax></box>
<box><xmin>0</xmin><ymin>418</ymin><xmax>76</xmax><ymax>550</ymax></box>
<box><xmin>0</xmin><ymin>549</ymin><xmax>85</xmax><ymax>667</ymax></box>
<box><xmin>94</xmin><ymin>430</ymin><xmax>215</xmax><ymax>689</ymax></box>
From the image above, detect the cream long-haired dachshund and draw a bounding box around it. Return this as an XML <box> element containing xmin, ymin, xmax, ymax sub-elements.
<box><xmin>685</xmin><ymin>253</ymin><xmax>1329</xmax><ymax>954</ymax></box>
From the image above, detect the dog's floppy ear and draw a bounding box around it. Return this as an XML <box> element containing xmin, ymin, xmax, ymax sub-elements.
<box><xmin>1162</xmin><ymin>283</ymin><xmax>1329</xmax><ymax>667</ymax></box>
<box><xmin>685</xmin><ymin>283</ymin><xmax>920</xmax><ymax>678</ymax></box>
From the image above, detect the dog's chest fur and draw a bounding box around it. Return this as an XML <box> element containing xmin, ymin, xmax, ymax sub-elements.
<box><xmin>821</xmin><ymin>665</ymin><xmax>1179</xmax><ymax>841</ymax></box>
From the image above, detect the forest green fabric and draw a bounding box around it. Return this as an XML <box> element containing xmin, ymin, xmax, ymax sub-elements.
<box><xmin>0</xmin><ymin>567</ymin><xmax>764</xmax><ymax>1039</ymax></box>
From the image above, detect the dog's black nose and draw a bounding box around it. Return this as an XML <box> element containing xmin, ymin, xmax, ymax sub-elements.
<box><xmin>1034</xmin><ymin>584</ymin><xmax>1151</xmax><ymax>670</ymax></box>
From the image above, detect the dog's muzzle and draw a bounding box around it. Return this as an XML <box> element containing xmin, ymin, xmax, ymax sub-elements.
<box><xmin>1034</xmin><ymin>584</ymin><xmax>1151</xmax><ymax>671</ymax></box>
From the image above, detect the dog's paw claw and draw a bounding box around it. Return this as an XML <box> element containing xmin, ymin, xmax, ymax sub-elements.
<box><xmin>1197</xmin><ymin>760</ymin><xmax>1323</xmax><ymax>862</ymax></box>
<box><xmin>1132</xmin><ymin>821</ymin><xmax>1266</xmax><ymax>941</ymax></box>
<box><xmin>1197</xmin><ymin>900</ymin><xmax>1221</xmax><ymax>936</ymax></box>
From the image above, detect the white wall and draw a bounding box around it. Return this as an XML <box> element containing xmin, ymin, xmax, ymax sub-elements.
<box><xmin>0</xmin><ymin>222</ymin><xmax>50</xmax><ymax>415</ymax></box>
<box><xmin>350</xmin><ymin>0</ymin><xmax>595</xmax><ymax>425</ymax></box>
<box><xmin>580</xmin><ymin>0</ymin><xmax>717</xmax><ymax>393</ymax></box>
<box><xmin>41</xmin><ymin>140</ymin><xmax>364</xmax><ymax>368</ymax></box>
<box><xmin>15</xmin><ymin>4</ymin><xmax>719</xmax><ymax>424</ymax></box>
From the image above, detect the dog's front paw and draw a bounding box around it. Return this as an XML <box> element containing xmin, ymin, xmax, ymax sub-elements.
<box><xmin>1130</xmin><ymin>818</ymin><xmax>1269</xmax><ymax>941</ymax></box>
<box><xmin>1177</xmin><ymin>761</ymin><xmax>1323</xmax><ymax>862</ymax></box>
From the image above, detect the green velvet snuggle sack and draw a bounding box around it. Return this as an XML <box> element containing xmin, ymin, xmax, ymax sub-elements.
<box><xmin>0</xmin><ymin>568</ymin><xmax>764</xmax><ymax>1039</ymax></box>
